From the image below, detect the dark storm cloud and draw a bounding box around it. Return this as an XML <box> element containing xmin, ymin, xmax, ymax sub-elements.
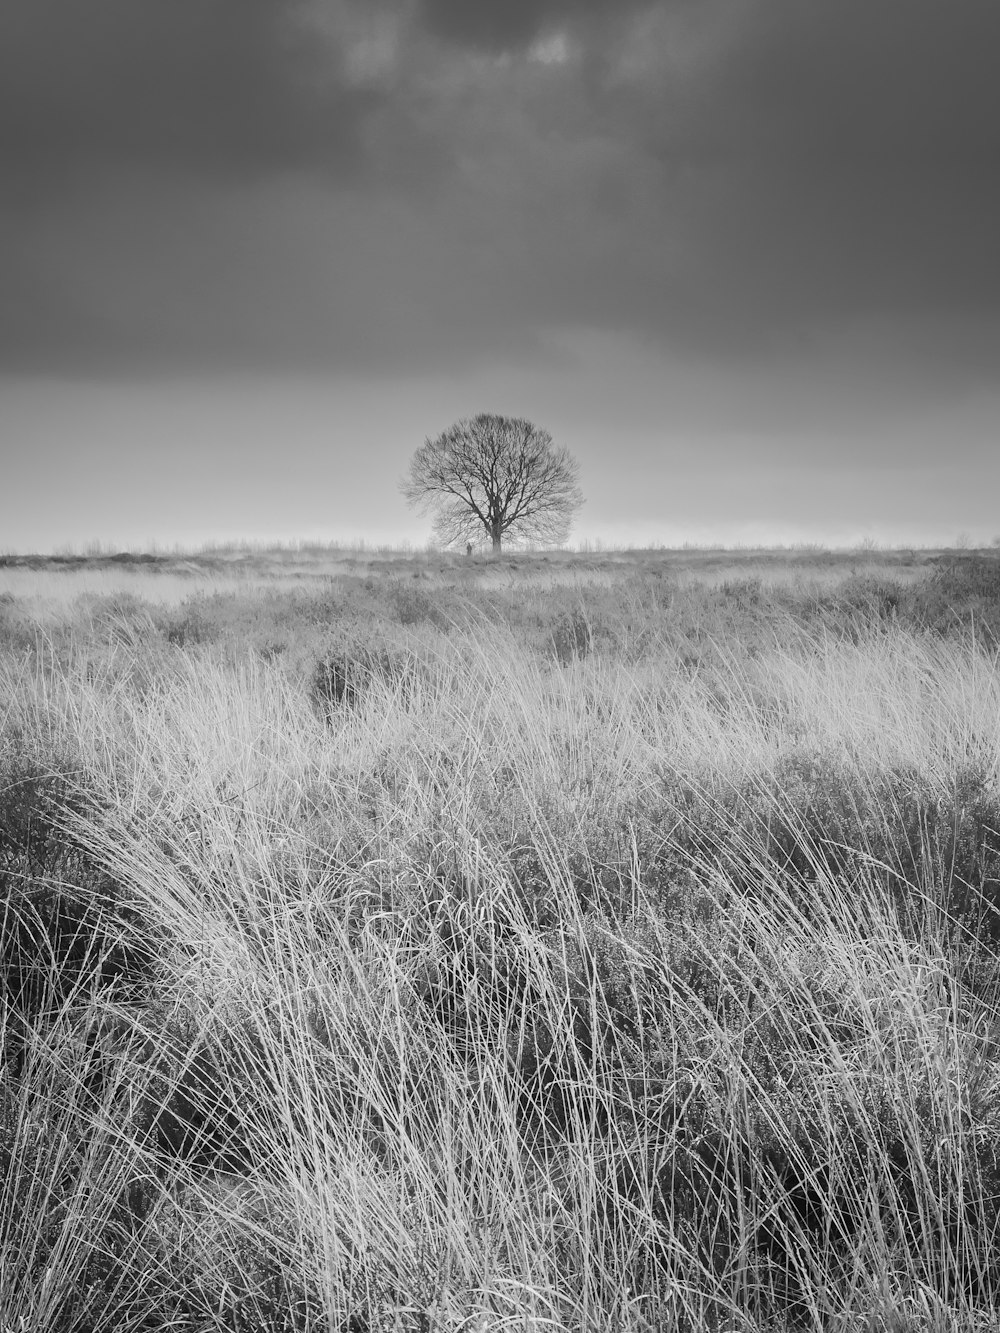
<box><xmin>438</xmin><ymin>0</ymin><xmax>1000</xmax><ymax>381</ymax></box>
<box><xmin>0</xmin><ymin>176</ymin><xmax>549</xmax><ymax>377</ymax></box>
<box><xmin>416</xmin><ymin>0</ymin><xmax>650</xmax><ymax>53</ymax></box>
<box><xmin>0</xmin><ymin>0</ymin><xmax>371</xmax><ymax>185</ymax></box>
<box><xmin>658</xmin><ymin>0</ymin><xmax>1000</xmax><ymax>326</ymax></box>
<box><xmin>2</xmin><ymin>0</ymin><xmax>999</xmax><ymax>384</ymax></box>
<box><xmin>715</xmin><ymin>0</ymin><xmax>1000</xmax><ymax>165</ymax></box>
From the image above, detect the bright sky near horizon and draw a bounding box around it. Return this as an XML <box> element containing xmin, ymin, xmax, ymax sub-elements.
<box><xmin>2</xmin><ymin>0</ymin><xmax>999</xmax><ymax>552</ymax></box>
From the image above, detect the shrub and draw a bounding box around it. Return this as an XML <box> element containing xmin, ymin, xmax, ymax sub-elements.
<box><xmin>551</xmin><ymin>608</ymin><xmax>592</xmax><ymax>665</ymax></box>
<box><xmin>916</xmin><ymin>555</ymin><xmax>1000</xmax><ymax>642</ymax></box>
<box><xmin>834</xmin><ymin>573</ymin><xmax>908</xmax><ymax>628</ymax></box>
<box><xmin>159</xmin><ymin>602</ymin><xmax>217</xmax><ymax>648</ymax></box>
<box><xmin>311</xmin><ymin>643</ymin><xmax>413</xmax><ymax>713</ymax></box>
<box><xmin>386</xmin><ymin>577</ymin><xmax>446</xmax><ymax>628</ymax></box>
<box><xmin>720</xmin><ymin>576</ymin><xmax>765</xmax><ymax>609</ymax></box>
<box><xmin>83</xmin><ymin>593</ymin><xmax>159</xmax><ymax>647</ymax></box>
<box><xmin>0</xmin><ymin>594</ymin><xmax>36</xmax><ymax>654</ymax></box>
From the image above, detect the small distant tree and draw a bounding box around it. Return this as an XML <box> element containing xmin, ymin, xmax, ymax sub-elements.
<box><xmin>401</xmin><ymin>414</ymin><xmax>584</xmax><ymax>553</ymax></box>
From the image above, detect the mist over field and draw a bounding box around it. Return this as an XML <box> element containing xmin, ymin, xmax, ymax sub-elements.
<box><xmin>2</xmin><ymin>547</ymin><xmax>1000</xmax><ymax>1330</ymax></box>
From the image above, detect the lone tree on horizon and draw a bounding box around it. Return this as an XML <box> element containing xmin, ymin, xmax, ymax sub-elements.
<box><xmin>401</xmin><ymin>414</ymin><xmax>584</xmax><ymax>553</ymax></box>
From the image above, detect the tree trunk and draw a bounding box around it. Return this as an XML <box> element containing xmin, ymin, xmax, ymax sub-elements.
<box><xmin>491</xmin><ymin>530</ymin><xmax>502</xmax><ymax>553</ymax></box>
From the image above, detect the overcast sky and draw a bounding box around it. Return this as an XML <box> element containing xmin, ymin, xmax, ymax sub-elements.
<box><xmin>2</xmin><ymin>0</ymin><xmax>998</xmax><ymax>551</ymax></box>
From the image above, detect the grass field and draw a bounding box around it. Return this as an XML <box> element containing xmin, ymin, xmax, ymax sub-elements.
<box><xmin>2</xmin><ymin>545</ymin><xmax>1000</xmax><ymax>1332</ymax></box>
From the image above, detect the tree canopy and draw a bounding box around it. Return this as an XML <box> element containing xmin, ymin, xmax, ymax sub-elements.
<box><xmin>401</xmin><ymin>414</ymin><xmax>584</xmax><ymax>552</ymax></box>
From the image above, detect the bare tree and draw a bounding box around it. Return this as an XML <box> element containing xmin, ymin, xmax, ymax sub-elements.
<box><xmin>401</xmin><ymin>414</ymin><xmax>584</xmax><ymax>553</ymax></box>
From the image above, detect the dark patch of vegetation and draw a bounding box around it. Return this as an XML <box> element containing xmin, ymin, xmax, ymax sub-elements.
<box><xmin>600</xmin><ymin>1090</ymin><xmax>1000</xmax><ymax>1327</ymax></box>
<box><xmin>83</xmin><ymin>593</ymin><xmax>159</xmax><ymax>646</ymax></box>
<box><xmin>311</xmin><ymin>643</ymin><xmax>415</xmax><ymax>713</ymax></box>
<box><xmin>915</xmin><ymin>554</ymin><xmax>1000</xmax><ymax>642</ymax></box>
<box><xmin>0</xmin><ymin>593</ymin><xmax>36</xmax><ymax>653</ymax></box>
<box><xmin>386</xmin><ymin>577</ymin><xmax>450</xmax><ymax>628</ymax></box>
<box><xmin>659</xmin><ymin>757</ymin><xmax>1000</xmax><ymax>940</ymax></box>
<box><xmin>160</xmin><ymin>602</ymin><xmax>218</xmax><ymax>648</ymax></box>
<box><xmin>411</xmin><ymin>875</ymin><xmax>598</xmax><ymax>1140</ymax></box>
<box><xmin>0</xmin><ymin>757</ymin><xmax>156</xmax><ymax>1057</ymax></box>
<box><xmin>137</xmin><ymin>1019</ymin><xmax>273</xmax><ymax>1173</ymax></box>
<box><xmin>550</xmin><ymin>607</ymin><xmax>592</xmax><ymax>665</ymax></box>
<box><xmin>836</xmin><ymin>573</ymin><xmax>906</xmax><ymax>623</ymax></box>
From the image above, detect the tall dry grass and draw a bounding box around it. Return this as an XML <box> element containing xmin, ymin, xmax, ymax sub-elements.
<box><xmin>2</xmin><ymin>567</ymin><xmax>1000</xmax><ymax>1331</ymax></box>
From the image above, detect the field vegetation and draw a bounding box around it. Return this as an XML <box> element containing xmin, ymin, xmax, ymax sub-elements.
<box><xmin>2</xmin><ymin>546</ymin><xmax>1000</xmax><ymax>1331</ymax></box>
